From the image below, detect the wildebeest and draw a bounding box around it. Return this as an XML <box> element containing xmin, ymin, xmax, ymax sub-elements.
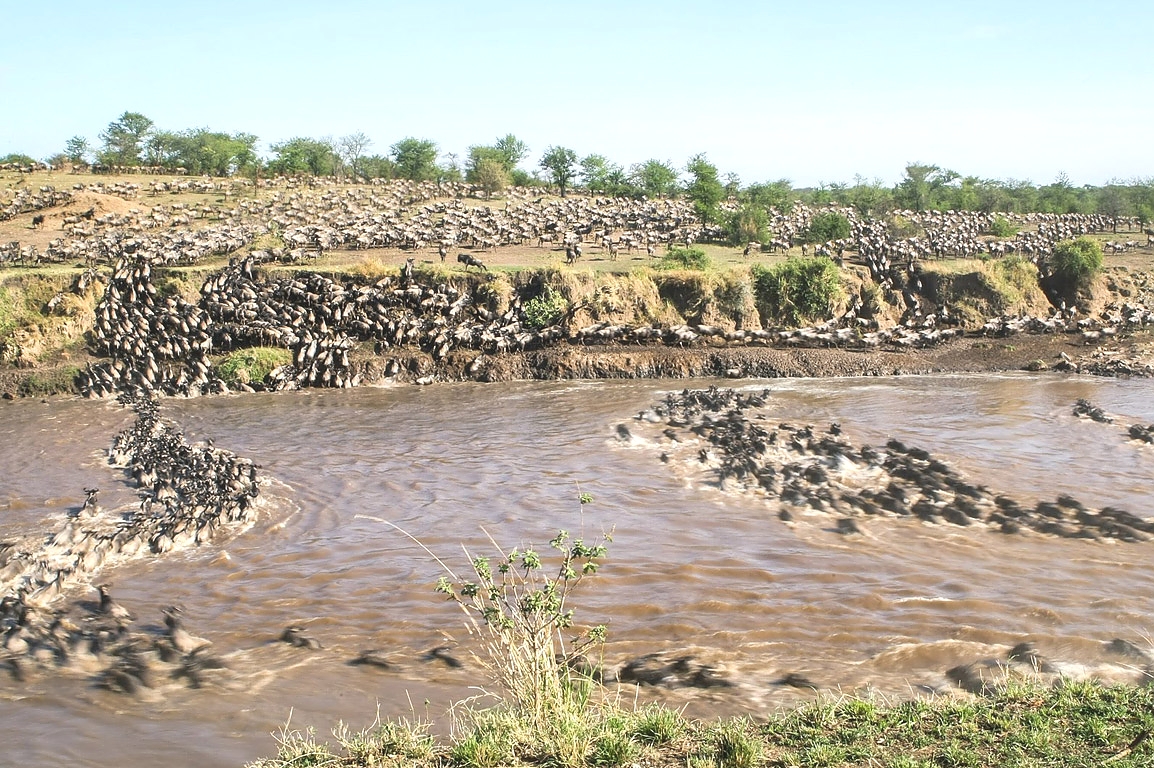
<box><xmin>31</xmin><ymin>214</ymin><xmax>45</xmax><ymax>229</ymax></box>
<box><xmin>457</xmin><ymin>252</ymin><xmax>488</xmax><ymax>272</ymax></box>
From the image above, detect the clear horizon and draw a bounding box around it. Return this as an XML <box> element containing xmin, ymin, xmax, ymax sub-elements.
<box><xmin>2</xmin><ymin>0</ymin><xmax>1151</xmax><ymax>188</ymax></box>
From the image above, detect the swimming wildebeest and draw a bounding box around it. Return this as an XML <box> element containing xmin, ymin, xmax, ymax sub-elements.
<box><xmin>457</xmin><ymin>252</ymin><xmax>488</xmax><ymax>272</ymax></box>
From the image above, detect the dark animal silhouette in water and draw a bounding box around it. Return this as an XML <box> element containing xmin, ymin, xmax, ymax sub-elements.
<box><xmin>457</xmin><ymin>253</ymin><xmax>488</xmax><ymax>272</ymax></box>
<box><xmin>1073</xmin><ymin>398</ymin><xmax>1112</xmax><ymax>423</ymax></box>
<box><xmin>350</xmin><ymin>649</ymin><xmax>395</xmax><ymax>669</ymax></box>
<box><xmin>421</xmin><ymin>645</ymin><xmax>462</xmax><ymax>668</ymax></box>
<box><xmin>280</xmin><ymin>625</ymin><xmax>322</xmax><ymax>650</ymax></box>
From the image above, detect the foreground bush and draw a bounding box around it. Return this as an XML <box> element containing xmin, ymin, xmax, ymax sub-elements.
<box><xmin>1050</xmin><ymin>237</ymin><xmax>1103</xmax><ymax>290</ymax></box>
<box><xmin>805</xmin><ymin>211</ymin><xmax>851</xmax><ymax>244</ymax></box>
<box><xmin>656</xmin><ymin>247</ymin><xmax>710</xmax><ymax>271</ymax></box>
<box><xmin>248</xmin><ymin>512</ymin><xmax>1154</xmax><ymax>768</ymax></box>
<box><xmin>522</xmin><ymin>289</ymin><xmax>569</xmax><ymax>329</ymax></box>
<box><xmin>751</xmin><ymin>257</ymin><xmax>842</xmax><ymax>327</ymax></box>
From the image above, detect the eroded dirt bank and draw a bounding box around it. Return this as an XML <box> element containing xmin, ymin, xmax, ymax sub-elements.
<box><xmin>354</xmin><ymin>331</ymin><xmax>1152</xmax><ymax>386</ymax></box>
<box><xmin>2</xmin><ymin>260</ymin><xmax>1153</xmax><ymax>400</ymax></box>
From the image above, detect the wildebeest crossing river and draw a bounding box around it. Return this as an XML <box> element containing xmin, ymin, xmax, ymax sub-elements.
<box><xmin>1</xmin><ymin>373</ymin><xmax>1153</xmax><ymax>766</ymax></box>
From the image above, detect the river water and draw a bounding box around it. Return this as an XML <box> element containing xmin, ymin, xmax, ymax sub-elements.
<box><xmin>2</xmin><ymin>373</ymin><xmax>1153</xmax><ymax>766</ymax></box>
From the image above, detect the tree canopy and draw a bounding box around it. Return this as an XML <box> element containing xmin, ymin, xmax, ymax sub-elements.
<box><xmin>9</xmin><ymin>111</ymin><xmax>1153</xmax><ymax>224</ymax></box>
<box><xmin>474</xmin><ymin>157</ymin><xmax>510</xmax><ymax>198</ymax></box>
<box><xmin>467</xmin><ymin>133</ymin><xmax>529</xmax><ymax>183</ymax></box>
<box><xmin>894</xmin><ymin>163</ymin><xmax>961</xmax><ymax>211</ymax></box>
<box><xmin>267</xmin><ymin>137</ymin><xmax>338</xmax><ymax>177</ymax></box>
<box><xmin>685</xmin><ymin>153</ymin><xmax>725</xmax><ymax>223</ymax></box>
<box><xmin>140</xmin><ymin>129</ymin><xmax>258</xmax><ymax>175</ymax></box>
<box><xmin>64</xmin><ymin>136</ymin><xmax>91</xmax><ymax>166</ymax></box>
<box><xmin>540</xmin><ymin>146</ymin><xmax>578</xmax><ymax>197</ymax></box>
<box><xmin>390</xmin><ymin>137</ymin><xmax>439</xmax><ymax>181</ymax></box>
<box><xmin>630</xmin><ymin>159</ymin><xmax>679</xmax><ymax>198</ymax></box>
<box><xmin>98</xmin><ymin>111</ymin><xmax>154</xmax><ymax>166</ymax></box>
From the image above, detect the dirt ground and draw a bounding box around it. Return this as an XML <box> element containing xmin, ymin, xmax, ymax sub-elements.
<box><xmin>8</xmin><ymin>169</ymin><xmax>1150</xmax><ymax>274</ymax></box>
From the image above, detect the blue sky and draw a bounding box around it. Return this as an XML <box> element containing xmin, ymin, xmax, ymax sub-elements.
<box><xmin>2</xmin><ymin>0</ymin><xmax>1150</xmax><ymax>186</ymax></box>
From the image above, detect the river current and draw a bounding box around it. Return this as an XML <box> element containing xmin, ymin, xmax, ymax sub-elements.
<box><xmin>1</xmin><ymin>373</ymin><xmax>1153</xmax><ymax>766</ymax></box>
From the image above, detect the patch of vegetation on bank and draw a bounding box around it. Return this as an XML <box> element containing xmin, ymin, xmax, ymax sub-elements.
<box><xmin>12</xmin><ymin>364</ymin><xmax>82</xmax><ymax>396</ymax></box>
<box><xmin>1047</xmin><ymin>237</ymin><xmax>1106</xmax><ymax>309</ymax></box>
<box><xmin>655</xmin><ymin>246</ymin><xmax>711</xmax><ymax>271</ymax></box>
<box><xmin>751</xmin><ymin>257</ymin><xmax>844</xmax><ymax>327</ymax></box>
<box><xmin>0</xmin><ymin>270</ymin><xmax>97</xmax><ymax>367</ymax></box>
<box><xmin>251</xmin><ymin>511</ymin><xmax>1154</xmax><ymax>768</ymax></box>
<box><xmin>216</xmin><ymin>347</ymin><xmax>293</xmax><ymax>387</ymax></box>
<box><xmin>522</xmin><ymin>288</ymin><xmax>569</xmax><ymax>329</ymax></box>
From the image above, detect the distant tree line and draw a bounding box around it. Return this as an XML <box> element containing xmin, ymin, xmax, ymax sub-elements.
<box><xmin>8</xmin><ymin>112</ymin><xmax>1153</xmax><ymax>234</ymax></box>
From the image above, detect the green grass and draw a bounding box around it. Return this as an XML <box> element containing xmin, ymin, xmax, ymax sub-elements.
<box><xmin>751</xmin><ymin>257</ymin><xmax>844</xmax><ymax>327</ymax></box>
<box><xmin>655</xmin><ymin>247</ymin><xmax>711</xmax><ymax>271</ymax></box>
<box><xmin>215</xmin><ymin>347</ymin><xmax>292</xmax><ymax>386</ymax></box>
<box><xmin>249</xmin><ymin>679</ymin><xmax>1154</xmax><ymax>768</ymax></box>
<box><xmin>14</xmin><ymin>364</ymin><xmax>81</xmax><ymax>396</ymax></box>
<box><xmin>522</xmin><ymin>289</ymin><xmax>569</xmax><ymax>328</ymax></box>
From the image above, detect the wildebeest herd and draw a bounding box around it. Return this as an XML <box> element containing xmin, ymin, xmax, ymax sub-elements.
<box><xmin>2</xmin><ymin>175</ymin><xmax>1154</xmax><ymax>397</ymax></box>
<box><xmin>0</xmin><ymin>394</ymin><xmax>260</xmax><ymax>689</ymax></box>
<box><xmin>633</xmin><ymin>386</ymin><xmax>1154</xmax><ymax>543</ymax></box>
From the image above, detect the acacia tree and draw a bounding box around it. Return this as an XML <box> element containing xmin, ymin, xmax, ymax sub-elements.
<box><xmin>474</xmin><ymin>157</ymin><xmax>510</xmax><ymax>197</ymax></box>
<box><xmin>894</xmin><ymin>163</ymin><xmax>959</xmax><ymax>211</ymax></box>
<box><xmin>685</xmin><ymin>153</ymin><xmax>724</xmax><ymax>223</ymax></box>
<box><xmin>539</xmin><ymin>146</ymin><xmax>578</xmax><ymax>197</ymax></box>
<box><xmin>1096</xmin><ymin>182</ymin><xmax>1129</xmax><ymax>231</ymax></box>
<box><xmin>267</xmin><ymin>137</ymin><xmax>337</xmax><ymax>176</ymax></box>
<box><xmin>169</xmin><ymin>130</ymin><xmax>259</xmax><ymax>176</ymax></box>
<box><xmin>64</xmin><ymin>136</ymin><xmax>91</xmax><ymax>169</ymax></box>
<box><xmin>439</xmin><ymin>152</ymin><xmax>463</xmax><ymax>183</ymax></box>
<box><xmin>494</xmin><ymin>133</ymin><xmax>529</xmax><ymax>170</ymax></box>
<box><xmin>630</xmin><ymin>159</ymin><xmax>679</xmax><ymax>198</ymax></box>
<box><xmin>359</xmin><ymin>154</ymin><xmax>398</xmax><ymax>179</ymax></box>
<box><xmin>580</xmin><ymin>154</ymin><xmax>613</xmax><ymax>191</ymax></box>
<box><xmin>744</xmin><ymin>179</ymin><xmax>794</xmax><ymax>211</ymax></box>
<box><xmin>390</xmin><ymin>137</ymin><xmax>438</xmax><ymax>181</ymax></box>
<box><xmin>143</xmin><ymin>129</ymin><xmax>180</xmax><ymax>167</ymax></box>
<box><xmin>98</xmin><ymin>111</ymin><xmax>154</xmax><ymax>166</ymax></box>
<box><xmin>467</xmin><ymin>134</ymin><xmax>529</xmax><ymax>183</ymax></box>
<box><xmin>337</xmin><ymin>132</ymin><xmax>373</xmax><ymax>180</ymax></box>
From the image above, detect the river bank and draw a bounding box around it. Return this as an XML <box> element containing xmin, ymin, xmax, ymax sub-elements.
<box><xmin>2</xmin><ymin>257</ymin><xmax>1153</xmax><ymax>400</ymax></box>
<box><xmin>249</xmin><ymin>679</ymin><xmax>1154</xmax><ymax>768</ymax></box>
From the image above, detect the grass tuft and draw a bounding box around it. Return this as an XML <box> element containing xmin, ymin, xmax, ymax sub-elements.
<box><xmin>655</xmin><ymin>246</ymin><xmax>711</xmax><ymax>271</ymax></box>
<box><xmin>216</xmin><ymin>347</ymin><xmax>293</xmax><ymax>387</ymax></box>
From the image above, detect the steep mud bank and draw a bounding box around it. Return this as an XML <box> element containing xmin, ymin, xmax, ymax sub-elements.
<box><xmin>2</xmin><ymin>261</ymin><xmax>1153</xmax><ymax>399</ymax></box>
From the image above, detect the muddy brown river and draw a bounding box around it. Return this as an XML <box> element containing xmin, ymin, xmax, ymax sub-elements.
<box><xmin>2</xmin><ymin>373</ymin><xmax>1153</xmax><ymax>766</ymax></box>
